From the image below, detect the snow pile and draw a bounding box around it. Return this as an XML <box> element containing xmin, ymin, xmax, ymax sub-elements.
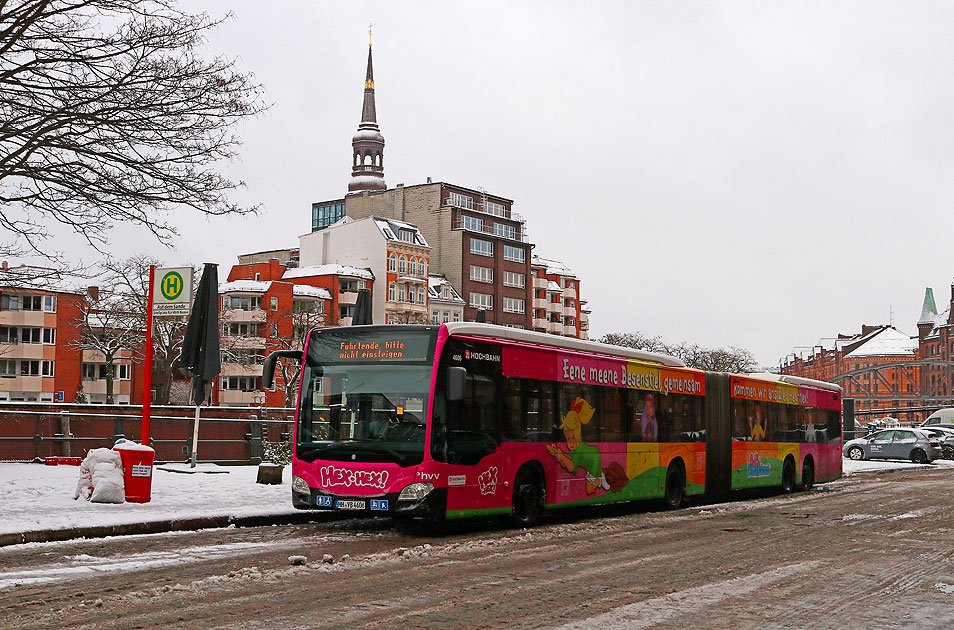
<box><xmin>73</xmin><ymin>448</ymin><xmax>124</xmax><ymax>504</ymax></box>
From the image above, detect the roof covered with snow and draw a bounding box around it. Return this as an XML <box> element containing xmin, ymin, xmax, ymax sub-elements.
<box><xmin>292</xmin><ymin>285</ymin><xmax>332</xmax><ymax>300</ymax></box>
<box><xmin>428</xmin><ymin>274</ymin><xmax>464</xmax><ymax>303</ymax></box>
<box><xmin>532</xmin><ymin>255</ymin><xmax>575</xmax><ymax>278</ymax></box>
<box><xmin>219</xmin><ymin>280</ymin><xmax>271</xmax><ymax>294</ymax></box>
<box><xmin>282</xmin><ymin>265</ymin><xmax>374</xmax><ymax>281</ymax></box>
<box><xmin>844</xmin><ymin>326</ymin><xmax>917</xmax><ymax>358</ymax></box>
<box><xmin>373</xmin><ymin>217</ymin><xmax>429</xmax><ymax>247</ymax></box>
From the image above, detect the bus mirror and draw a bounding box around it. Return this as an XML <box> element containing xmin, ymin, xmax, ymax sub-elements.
<box><xmin>447</xmin><ymin>367</ymin><xmax>467</xmax><ymax>401</ymax></box>
<box><xmin>261</xmin><ymin>350</ymin><xmax>302</xmax><ymax>390</ymax></box>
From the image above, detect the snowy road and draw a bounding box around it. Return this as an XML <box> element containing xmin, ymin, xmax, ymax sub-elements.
<box><xmin>2</xmin><ymin>465</ymin><xmax>954</xmax><ymax>629</ymax></box>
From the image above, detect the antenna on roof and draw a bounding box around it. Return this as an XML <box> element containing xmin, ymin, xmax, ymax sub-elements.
<box><xmin>889</xmin><ymin>305</ymin><xmax>894</xmax><ymax>326</ymax></box>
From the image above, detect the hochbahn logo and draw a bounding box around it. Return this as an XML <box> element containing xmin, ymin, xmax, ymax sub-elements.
<box><xmin>160</xmin><ymin>271</ymin><xmax>184</xmax><ymax>300</ymax></box>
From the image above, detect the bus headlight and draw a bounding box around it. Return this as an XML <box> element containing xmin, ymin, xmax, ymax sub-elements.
<box><xmin>292</xmin><ymin>475</ymin><xmax>310</xmax><ymax>494</ymax></box>
<box><xmin>398</xmin><ymin>482</ymin><xmax>434</xmax><ymax>502</ymax></box>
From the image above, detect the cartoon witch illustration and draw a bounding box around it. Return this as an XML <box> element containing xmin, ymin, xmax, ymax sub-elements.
<box><xmin>546</xmin><ymin>396</ymin><xmax>629</xmax><ymax>494</ymax></box>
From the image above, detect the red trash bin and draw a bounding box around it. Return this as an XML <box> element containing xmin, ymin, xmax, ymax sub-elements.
<box><xmin>113</xmin><ymin>441</ymin><xmax>155</xmax><ymax>503</ymax></box>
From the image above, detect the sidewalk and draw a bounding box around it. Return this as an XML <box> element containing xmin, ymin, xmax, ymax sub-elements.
<box><xmin>0</xmin><ymin>462</ymin><xmax>313</xmax><ymax>547</ymax></box>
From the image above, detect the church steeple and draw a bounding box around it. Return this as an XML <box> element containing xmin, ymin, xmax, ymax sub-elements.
<box><xmin>349</xmin><ymin>33</ymin><xmax>386</xmax><ymax>193</ymax></box>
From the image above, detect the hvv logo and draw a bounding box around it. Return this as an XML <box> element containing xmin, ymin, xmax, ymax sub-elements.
<box><xmin>747</xmin><ymin>453</ymin><xmax>771</xmax><ymax>478</ymax></box>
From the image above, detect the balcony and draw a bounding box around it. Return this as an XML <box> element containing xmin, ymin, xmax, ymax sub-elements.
<box><xmin>1</xmin><ymin>343</ymin><xmax>46</xmax><ymax>359</ymax></box>
<box><xmin>451</xmin><ymin>218</ymin><xmax>528</xmax><ymax>243</ymax></box>
<box><xmin>532</xmin><ymin>277</ymin><xmax>547</xmax><ymax>290</ymax></box>
<box><xmin>221</xmin><ymin>308</ymin><xmax>266</xmax><ymax>323</ymax></box>
<box><xmin>0</xmin><ymin>310</ymin><xmax>46</xmax><ymax>326</ymax></box>
<box><xmin>81</xmin><ymin>378</ymin><xmax>133</xmax><ymax>396</ymax></box>
<box><xmin>338</xmin><ymin>316</ymin><xmax>353</xmax><ymax>327</ymax></box>
<box><xmin>532</xmin><ymin>317</ymin><xmax>548</xmax><ymax>330</ymax></box>
<box><xmin>563</xmin><ymin>324</ymin><xmax>578</xmax><ymax>336</ymax></box>
<box><xmin>397</xmin><ymin>273</ymin><xmax>428</xmax><ymax>284</ymax></box>
<box><xmin>221</xmin><ymin>335</ymin><xmax>266</xmax><ymax>350</ymax></box>
<box><xmin>389</xmin><ymin>301</ymin><xmax>428</xmax><ymax>314</ymax></box>
<box><xmin>563</xmin><ymin>305</ymin><xmax>577</xmax><ymax>318</ymax></box>
<box><xmin>219</xmin><ymin>389</ymin><xmax>259</xmax><ymax>405</ymax></box>
<box><xmin>221</xmin><ymin>363</ymin><xmax>264</xmax><ymax>377</ymax></box>
<box><xmin>563</xmin><ymin>287</ymin><xmax>577</xmax><ymax>300</ymax></box>
<box><xmin>352</xmin><ymin>164</ymin><xmax>383</xmax><ymax>174</ymax></box>
<box><xmin>339</xmin><ymin>291</ymin><xmax>359</xmax><ymax>304</ymax></box>
<box><xmin>532</xmin><ymin>298</ymin><xmax>547</xmax><ymax>310</ymax></box>
<box><xmin>547</xmin><ymin>321</ymin><xmax>562</xmax><ymax>334</ymax></box>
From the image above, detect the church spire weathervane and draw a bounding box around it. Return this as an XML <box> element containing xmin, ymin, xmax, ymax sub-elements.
<box><xmin>349</xmin><ymin>28</ymin><xmax>387</xmax><ymax>193</ymax></box>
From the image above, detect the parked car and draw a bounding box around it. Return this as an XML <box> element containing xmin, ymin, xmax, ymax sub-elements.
<box><xmin>921</xmin><ymin>408</ymin><xmax>954</xmax><ymax>427</ymax></box>
<box><xmin>918</xmin><ymin>426</ymin><xmax>954</xmax><ymax>459</ymax></box>
<box><xmin>843</xmin><ymin>428</ymin><xmax>943</xmax><ymax>464</ymax></box>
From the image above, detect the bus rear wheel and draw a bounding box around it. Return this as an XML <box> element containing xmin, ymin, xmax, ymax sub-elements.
<box><xmin>664</xmin><ymin>462</ymin><xmax>685</xmax><ymax>510</ymax></box>
<box><xmin>801</xmin><ymin>459</ymin><xmax>814</xmax><ymax>491</ymax></box>
<box><xmin>782</xmin><ymin>458</ymin><xmax>796</xmax><ymax>493</ymax></box>
<box><xmin>510</xmin><ymin>469</ymin><xmax>544</xmax><ymax>528</ymax></box>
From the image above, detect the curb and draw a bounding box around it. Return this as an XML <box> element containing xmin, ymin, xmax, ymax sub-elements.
<box><xmin>0</xmin><ymin>511</ymin><xmax>332</xmax><ymax>549</ymax></box>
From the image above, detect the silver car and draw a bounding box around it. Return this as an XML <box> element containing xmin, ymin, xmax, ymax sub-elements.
<box><xmin>918</xmin><ymin>426</ymin><xmax>954</xmax><ymax>460</ymax></box>
<box><xmin>843</xmin><ymin>428</ymin><xmax>942</xmax><ymax>464</ymax></box>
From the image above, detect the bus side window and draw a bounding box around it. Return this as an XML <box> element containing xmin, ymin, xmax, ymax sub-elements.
<box><xmin>540</xmin><ymin>381</ymin><xmax>559</xmax><ymax>442</ymax></box>
<box><xmin>599</xmin><ymin>386</ymin><xmax>623</xmax><ymax>442</ymax></box>
<box><xmin>504</xmin><ymin>378</ymin><xmax>527</xmax><ymax>442</ymax></box>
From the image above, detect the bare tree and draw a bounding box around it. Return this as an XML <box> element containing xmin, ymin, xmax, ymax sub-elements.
<box><xmin>599</xmin><ymin>332</ymin><xmax>758</xmax><ymax>374</ymax></box>
<box><xmin>272</xmin><ymin>300</ymin><xmax>327</xmax><ymax>407</ymax></box>
<box><xmin>101</xmin><ymin>254</ymin><xmax>197</xmax><ymax>403</ymax></box>
<box><xmin>72</xmin><ymin>287</ymin><xmax>143</xmax><ymax>403</ymax></box>
<box><xmin>0</xmin><ymin>0</ymin><xmax>266</xmax><ymax>260</ymax></box>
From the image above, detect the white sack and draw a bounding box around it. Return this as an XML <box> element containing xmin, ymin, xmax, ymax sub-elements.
<box><xmin>90</xmin><ymin>461</ymin><xmax>125</xmax><ymax>504</ymax></box>
<box><xmin>74</xmin><ymin>448</ymin><xmax>124</xmax><ymax>502</ymax></box>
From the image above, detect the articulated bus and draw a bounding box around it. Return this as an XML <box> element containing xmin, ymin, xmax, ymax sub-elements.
<box><xmin>263</xmin><ymin>323</ymin><xmax>842</xmax><ymax>525</ymax></box>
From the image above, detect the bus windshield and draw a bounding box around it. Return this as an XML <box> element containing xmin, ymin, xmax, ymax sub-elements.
<box><xmin>296</xmin><ymin>327</ymin><xmax>437</xmax><ymax>467</ymax></box>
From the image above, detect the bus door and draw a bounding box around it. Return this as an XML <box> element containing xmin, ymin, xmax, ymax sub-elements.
<box><xmin>436</xmin><ymin>342</ymin><xmax>510</xmax><ymax>517</ymax></box>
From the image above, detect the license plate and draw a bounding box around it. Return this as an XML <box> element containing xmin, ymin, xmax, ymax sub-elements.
<box><xmin>335</xmin><ymin>500</ymin><xmax>366</xmax><ymax>510</ymax></box>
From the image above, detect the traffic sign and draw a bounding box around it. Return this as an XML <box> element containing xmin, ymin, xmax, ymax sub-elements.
<box><xmin>152</xmin><ymin>267</ymin><xmax>193</xmax><ymax>317</ymax></box>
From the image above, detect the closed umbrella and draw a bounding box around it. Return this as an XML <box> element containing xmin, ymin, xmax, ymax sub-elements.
<box><xmin>179</xmin><ymin>263</ymin><xmax>220</xmax><ymax>467</ymax></box>
<box><xmin>353</xmin><ymin>289</ymin><xmax>373</xmax><ymax>325</ymax></box>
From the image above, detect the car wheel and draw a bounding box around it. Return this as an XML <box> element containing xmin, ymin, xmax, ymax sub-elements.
<box><xmin>782</xmin><ymin>458</ymin><xmax>796</xmax><ymax>493</ymax></box>
<box><xmin>510</xmin><ymin>468</ymin><xmax>544</xmax><ymax>528</ymax></box>
<box><xmin>944</xmin><ymin>445</ymin><xmax>954</xmax><ymax>460</ymax></box>
<box><xmin>664</xmin><ymin>462</ymin><xmax>685</xmax><ymax>510</ymax></box>
<box><xmin>847</xmin><ymin>446</ymin><xmax>865</xmax><ymax>461</ymax></box>
<box><xmin>801</xmin><ymin>459</ymin><xmax>814</xmax><ymax>491</ymax></box>
<box><xmin>910</xmin><ymin>449</ymin><xmax>928</xmax><ymax>464</ymax></box>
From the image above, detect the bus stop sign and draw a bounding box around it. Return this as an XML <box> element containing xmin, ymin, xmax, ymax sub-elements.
<box><xmin>153</xmin><ymin>267</ymin><xmax>193</xmax><ymax>317</ymax></box>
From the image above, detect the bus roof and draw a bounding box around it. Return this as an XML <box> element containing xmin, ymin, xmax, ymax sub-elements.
<box><xmin>441</xmin><ymin>322</ymin><xmax>687</xmax><ymax>368</ymax></box>
<box><xmin>747</xmin><ymin>371</ymin><xmax>843</xmax><ymax>393</ymax></box>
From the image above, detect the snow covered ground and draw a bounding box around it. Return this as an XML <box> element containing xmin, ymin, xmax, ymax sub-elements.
<box><xmin>0</xmin><ymin>462</ymin><xmax>295</xmax><ymax>535</ymax></box>
<box><xmin>1</xmin><ymin>457</ymin><xmax>952</xmax><ymax>536</ymax></box>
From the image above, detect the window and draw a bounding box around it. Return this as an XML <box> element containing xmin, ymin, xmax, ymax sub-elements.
<box><xmin>20</xmin><ymin>360</ymin><xmax>40</xmax><ymax>376</ymax></box>
<box><xmin>470</xmin><ymin>292</ymin><xmax>493</xmax><ymax>310</ymax></box>
<box><xmin>443</xmin><ymin>311</ymin><xmax>451</xmax><ymax>323</ymax></box>
<box><xmin>220</xmin><ymin>376</ymin><xmax>258</xmax><ymax>392</ymax></box>
<box><xmin>270</xmin><ymin>323</ymin><xmax>279</xmax><ymax>337</ymax></box>
<box><xmin>312</xmin><ymin>200</ymin><xmax>346</xmax><ymax>230</ymax></box>
<box><xmin>388</xmin><ymin>282</ymin><xmax>396</xmax><ymax>302</ymax></box>
<box><xmin>399</xmin><ymin>255</ymin><xmax>407</xmax><ymax>274</ymax></box>
<box><xmin>408</xmin><ymin>257</ymin><xmax>418</xmax><ymax>275</ymax></box>
<box><xmin>42</xmin><ymin>328</ymin><xmax>55</xmax><ymax>344</ymax></box>
<box><xmin>418</xmin><ymin>288</ymin><xmax>426</xmax><ymax>304</ymax></box>
<box><xmin>418</xmin><ymin>259</ymin><xmax>426</xmax><ymax>276</ymax></box>
<box><xmin>21</xmin><ymin>295</ymin><xmax>42</xmax><ymax>311</ymax></box>
<box><xmin>270</xmin><ymin>297</ymin><xmax>278</xmax><ymax>311</ymax></box>
<box><xmin>0</xmin><ymin>327</ymin><xmax>17</xmax><ymax>344</ymax></box>
<box><xmin>226</xmin><ymin>295</ymin><xmax>261</xmax><ymax>310</ymax></box>
<box><xmin>431</xmin><ymin>311</ymin><xmax>440</xmax><ymax>325</ymax></box>
<box><xmin>503</xmin><ymin>271</ymin><xmax>525</xmax><ymax>288</ymax></box>
<box><xmin>448</xmin><ymin>191</ymin><xmax>474</xmax><ymax>209</ymax></box>
<box><xmin>470</xmin><ymin>265</ymin><xmax>493</xmax><ymax>283</ymax></box>
<box><xmin>503</xmin><ymin>297</ymin><xmax>526</xmax><ymax>313</ymax></box>
<box><xmin>43</xmin><ymin>296</ymin><xmax>57</xmax><ymax>312</ymax></box>
<box><xmin>398</xmin><ymin>285</ymin><xmax>407</xmax><ymax>303</ymax></box>
<box><xmin>41</xmin><ymin>360</ymin><xmax>55</xmax><ymax>377</ymax></box>
<box><xmin>388</xmin><ymin>253</ymin><xmax>397</xmax><ymax>272</ymax></box>
<box><xmin>470</xmin><ymin>238</ymin><xmax>493</xmax><ymax>257</ymax></box>
<box><xmin>1</xmin><ymin>295</ymin><xmax>19</xmax><ymax>311</ymax></box>
<box><xmin>462</xmin><ymin>215</ymin><xmax>483</xmax><ymax>232</ymax></box>
<box><xmin>223</xmin><ymin>323</ymin><xmax>258</xmax><ymax>336</ymax></box>
<box><xmin>20</xmin><ymin>328</ymin><xmax>41</xmax><ymax>344</ymax></box>
<box><xmin>0</xmin><ymin>359</ymin><xmax>16</xmax><ymax>376</ymax></box>
<box><xmin>503</xmin><ymin>245</ymin><xmax>525</xmax><ymax>263</ymax></box>
<box><xmin>493</xmin><ymin>223</ymin><xmax>516</xmax><ymax>240</ymax></box>
<box><xmin>398</xmin><ymin>229</ymin><xmax>416</xmax><ymax>243</ymax></box>
<box><xmin>453</xmin><ymin>311</ymin><xmax>461</xmax><ymax>322</ymax></box>
<box><xmin>484</xmin><ymin>200</ymin><xmax>506</xmax><ymax>217</ymax></box>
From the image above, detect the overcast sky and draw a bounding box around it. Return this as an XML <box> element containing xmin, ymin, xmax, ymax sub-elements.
<box><xmin>45</xmin><ymin>1</ymin><xmax>954</xmax><ymax>367</ymax></box>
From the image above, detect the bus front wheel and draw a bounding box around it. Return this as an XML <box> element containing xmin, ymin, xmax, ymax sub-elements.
<box><xmin>664</xmin><ymin>462</ymin><xmax>685</xmax><ymax>510</ymax></box>
<box><xmin>510</xmin><ymin>469</ymin><xmax>544</xmax><ymax>528</ymax></box>
<box><xmin>782</xmin><ymin>458</ymin><xmax>796</xmax><ymax>493</ymax></box>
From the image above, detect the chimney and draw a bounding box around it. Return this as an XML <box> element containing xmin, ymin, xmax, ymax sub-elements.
<box><xmin>1</xmin><ymin>261</ymin><xmax>7</xmax><ymax>270</ymax></box>
<box><xmin>87</xmin><ymin>286</ymin><xmax>99</xmax><ymax>301</ymax></box>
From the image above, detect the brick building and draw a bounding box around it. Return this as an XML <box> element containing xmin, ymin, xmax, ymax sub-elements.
<box><xmin>299</xmin><ymin>215</ymin><xmax>430</xmax><ymax>325</ymax></box>
<box><xmin>916</xmin><ymin>284</ymin><xmax>954</xmax><ymax>404</ymax></box>
<box><xmin>530</xmin><ymin>255</ymin><xmax>589</xmax><ymax>339</ymax></box>
<box><xmin>1</xmin><ymin>267</ymin><xmax>144</xmax><ymax>404</ymax></box>
<box><xmin>779</xmin><ymin>325</ymin><xmax>920</xmax><ymax>422</ymax></box>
